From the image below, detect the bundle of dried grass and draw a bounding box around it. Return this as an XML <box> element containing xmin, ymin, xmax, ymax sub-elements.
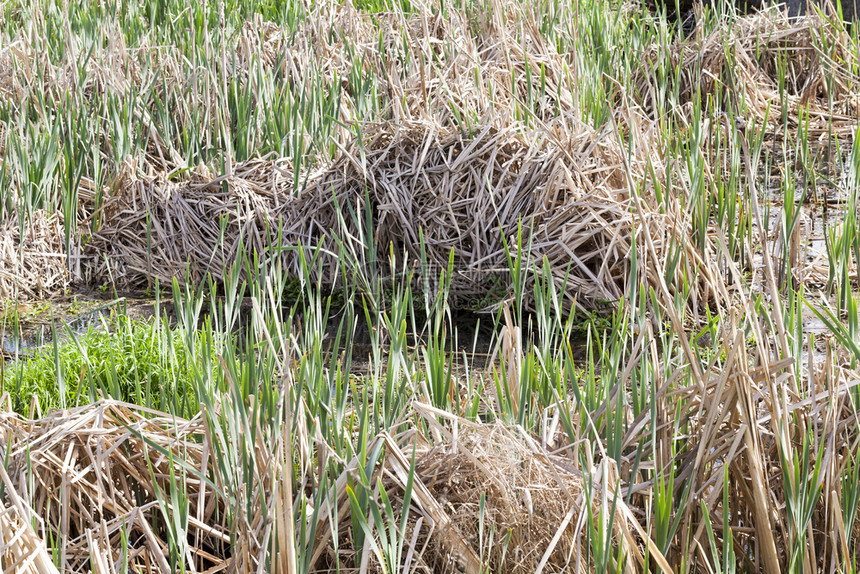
<box><xmin>305</xmin><ymin>409</ymin><xmax>623</xmax><ymax>574</ymax></box>
<box><xmin>83</xmin><ymin>157</ymin><xmax>297</xmax><ymax>289</ymax></box>
<box><xmin>0</xmin><ymin>399</ymin><xmax>249</xmax><ymax>573</ymax></box>
<box><xmin>2</xmin><ymin>0</ymin><xmax>724</xmax><ymax>311</ymax></box>
<box><xmin>87</xmin><ymin>118</ymin><xmax>714</xmax><ymax>312</ymax></box>
<box><xmin>409</xmin><ymin>405</ymin><xmax>589</xmax><ymax>574</ymax></box>
<box><xmin>634</xmin><ymin>8</ymin><xmax>860</xmax><ymax>138</ymax></box>
<box><xmin>0</xmin><ymin>211</ymin><xmax>68</xmax><ymax>301</ymax></box>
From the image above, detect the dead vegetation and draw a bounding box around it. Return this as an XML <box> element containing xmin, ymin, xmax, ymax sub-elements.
<box><xmin>0</xmin><ymin>401</ymin><xmax>227</xmax><ymax>572</ymax></box>
<box><xmin>88</xmin><ymin>120</ymin><xmax>715</xmax><ymax>312</ymax></box>
<box><xmin>2</xmin><ymin>0</ymin><xmax>860</xmax><ymax>573</ymax></box>
<box><xmin>74</xmin><ymin>0</ymin><xmax>720</xmax><ymax>313</ymax></box>
<box><xmin>0</xmin><ymin>211</ymin><xmax>69</xmax><ymax>300</ymax></box>
<box><xmin>634</xmin><ymin>7</ymin><xmax>860</xmax><ymax>136</ymax></box>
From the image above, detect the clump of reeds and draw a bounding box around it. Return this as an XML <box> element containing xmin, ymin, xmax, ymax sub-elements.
<box><xmin>0</xmin><ymin>212</ymin><xmax>68</xmax><ymax>300</ymax></box>
<box><xmin>634</xmin><ymin>6</ymin><xmax>859</xmax><ymax>136</ymax></box>
<box><xmin>86</xmin><ymin>117</ymin><xmax>716</xmax><ymax>313</ymax></box>
<box><xmin>0</xmin><ymin>400</ymin><xmax>230</xmax><ymax>572</ymax></box>
<box><xmin>408</xmin><ymin>405</ymin><xmax>587</xmax><ymax>573</ymax></box>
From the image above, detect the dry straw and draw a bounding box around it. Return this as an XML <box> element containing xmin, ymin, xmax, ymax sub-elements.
<box><xmin>634</xmin><ymin>7</ymin><xmax>860</xmax><ymax>137</ymax></box>
<box><xmin>0</xmin><ymin>400</ymin><xmax>229</xmax><ymax>573</ymax></box>
<box><xmin>86</xmin><ymin>116</ymin><xmax>719</xmax><ymax>312</ymax></box>
<box><xmin>0</xmin><ymin>211</ymin><xmax>69</xmax><ymax>301</ymax></box>
<box><xmin>0</xmin><ymin>399</ymin><xmax>597</xmax><ymax>574</ymax></box>
<box><xmin>406</xmin><ymin>403</ymin><xmax>589</xmax><ymax>574</ymax></box>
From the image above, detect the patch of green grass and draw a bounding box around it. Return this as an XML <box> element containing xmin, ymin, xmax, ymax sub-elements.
<box><xmin>1</xmin><ymin>315</ymin><xmax>203</xmax><ymax>417</ymax></box>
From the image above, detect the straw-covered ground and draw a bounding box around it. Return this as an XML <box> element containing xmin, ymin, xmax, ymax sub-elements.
<box><xmin>2</xmin><ymin>0</ymin><xmax>860</xmax><ymax>572</ymax></box>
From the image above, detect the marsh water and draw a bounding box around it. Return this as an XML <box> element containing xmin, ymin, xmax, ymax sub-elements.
<box><xmin>0</xmin><ymin>290</ymin><xmax>507</xmax><ymax>372</ymax></box>
<box><xmin>0</xmin><ymin>296</ymin><xmax>156</xmax><ymax>357</ymax></box>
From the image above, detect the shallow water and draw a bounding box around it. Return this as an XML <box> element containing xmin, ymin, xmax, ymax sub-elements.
<box><xmin>0</xmin><ymin>296</ymin><xmax>157</xmax><ymax>359</ymax></box>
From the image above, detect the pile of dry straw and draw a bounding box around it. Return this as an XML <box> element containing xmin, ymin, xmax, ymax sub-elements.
<box><xmin>87</xmin><ymin>120</ymin><xmax>711</xmax><ymax>312</ymax></box>
<box><xmin>635</xmin><ymin>6</ymin><xmax>859</xmax><ymax>136</ymax></box>
<box><xmin>0</xmin><ymin>401</ymin><xmax>222</xmax><ymax>574</ymax></box>
<box><xmin>0</xmin><ymin>399</ymin><xmax>597</xmax><ymax>573</ymax></box>
<box><xmin>0</xmin><ymin>212</ymin><xmax>68</xmax><ymax>300</ymax></box>
<box><xmin>80</xmin><ymin>0</ymin><xmax>708</xmax><ymax>313</ymax></box>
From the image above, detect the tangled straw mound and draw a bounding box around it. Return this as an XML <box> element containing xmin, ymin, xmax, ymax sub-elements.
<box><xmin>307</xmin><ymin>405</ymin><xmax>606</xmax><ymax>574</ymax></box>
<box><xmin>634</xmin><ymin>8</ymin><xmax>860</xmax><ymax>137</ymax></box>
<box><xmin>88</xmin><ymin>119</ymin><xmax>713</xmax><ymax>312</ymax></box>
<box><xmin>0</xmin><ymin>212</ymin><xmax>69</xmax><ymax>301</ymax></box>
<box><xmin>77</xmin><ymin>0</ymin><xmax>681</xmax><ymax>312</ymax></box>
<box><xmin>0</xmin><ymin>401</ymin><xmax>232</xmax><ymax>574</ymax></box>
<box><xmin>409</xmin><ymin>412</ymin><xmax>587</xmax><ymax>573</ymax></box>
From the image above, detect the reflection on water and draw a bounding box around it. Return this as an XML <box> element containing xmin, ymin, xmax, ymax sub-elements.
<box><xmin>0</xmin><ymin>298</ymin><xmax>132</xmax><ymax>359</ymax></box>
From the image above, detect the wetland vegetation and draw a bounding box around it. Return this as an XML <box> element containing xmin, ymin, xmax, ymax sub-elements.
<box><xmin>2</xmin><ymin>0</ymin><xmax>860</xmax><ymax>572</ymax></box>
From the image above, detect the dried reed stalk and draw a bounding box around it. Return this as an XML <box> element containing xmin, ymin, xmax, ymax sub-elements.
<box><xmin>87</xmin><ymin>118</ymin><xmax>715</xmax><ymax>313</ymax></box>
<box><xmin>0</xmin><ymin>211</ymin><xmax>68</xmax><ymax>301</ymax></box>
<box><xmin>634</xmin><ymin>7</ymin><xmax>860</xmax><ymax>139</ymax></box>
